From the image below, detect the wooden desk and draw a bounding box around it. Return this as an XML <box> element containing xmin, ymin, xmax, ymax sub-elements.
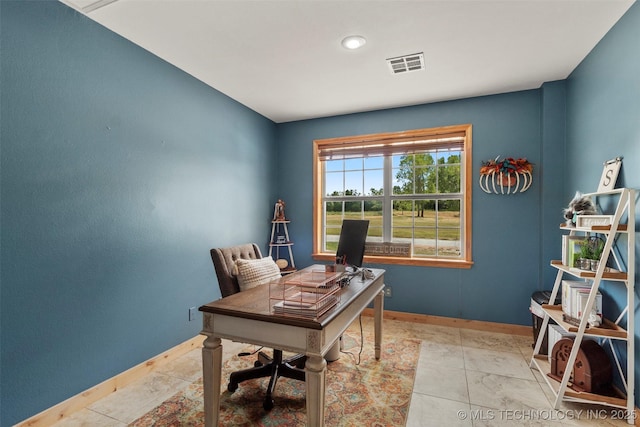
<box><xmin>199</xmin><ymin>265</ymin><xmax>385</xmax><ymax>427</ymax></box>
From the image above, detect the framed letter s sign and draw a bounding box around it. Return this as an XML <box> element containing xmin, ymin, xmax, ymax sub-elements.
<box><xmin>597</xmin><ymin>157</ymin><xmax>622</xmax><ymax>192</ymax></box>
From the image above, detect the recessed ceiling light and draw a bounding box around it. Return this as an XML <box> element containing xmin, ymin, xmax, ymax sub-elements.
<box><xmin>341</xmin><ymin>35</ymin><xmax>366</xmax><ymax>50</ymax></box>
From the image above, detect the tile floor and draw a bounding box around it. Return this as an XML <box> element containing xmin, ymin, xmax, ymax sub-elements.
<box><xmin>52</xmin><ymin>317</ymin><xmax>632</xmax><ymax>427</ymax></box>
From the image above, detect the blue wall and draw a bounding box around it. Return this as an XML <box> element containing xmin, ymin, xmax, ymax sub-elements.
<box><xmin>2</xmin><ymin>0</ymin><xmax>639</xmax><ymax>424</ymax></box>
<box><xmin>565</xmin><ymin>1</ymin><xmax>640</xmax><ymax>408</ymax></box>
<box><xmin>0</xmin><ymin>2</ymin><xmax>277</xmax><ymax>424</ymax></box>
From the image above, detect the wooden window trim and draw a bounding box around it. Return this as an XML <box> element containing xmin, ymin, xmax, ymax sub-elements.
<box><xmin>312</xmin><ymin>124</ymin><xmax>473</xmax><ymax>269</ymax></box>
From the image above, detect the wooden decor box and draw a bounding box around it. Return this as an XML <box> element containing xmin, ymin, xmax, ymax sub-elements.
<box><xmin>549</xmin><ymin>338</ymin><xmax>612</xmax><ymax>394</ymax></box>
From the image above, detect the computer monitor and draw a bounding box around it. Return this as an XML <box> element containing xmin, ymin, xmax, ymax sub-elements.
<box><xmin>335</xmin><ymin>219</ymin><xmax>369</xmax><ymax>268</ymax></box>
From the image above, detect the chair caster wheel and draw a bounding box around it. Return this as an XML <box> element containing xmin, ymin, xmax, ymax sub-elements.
<box><xmin>254</xmin><ymin>361</ymin><xmax>263</xmax><ymax>367</ymax></box>
<box><xmin>263</xmin><ymin>398</ymin><xmax>274</xmax><ymax>411</ymax></box>
<box><xmin>227</xmin><ymin>382</ymin><xmax>238</xmax><ymax>392</ymax></box>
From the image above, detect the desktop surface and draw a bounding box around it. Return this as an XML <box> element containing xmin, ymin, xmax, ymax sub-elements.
<box><xmin>200</xmin><ymin>264</ymin><xmax>384</xmax><ymax>329</ymax></box>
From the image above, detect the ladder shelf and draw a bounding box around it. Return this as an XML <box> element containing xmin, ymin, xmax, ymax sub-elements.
<box><xmin>530</xmin><ymin>188</ymin><xmax>635</xmax><ymax>423</ymax></box>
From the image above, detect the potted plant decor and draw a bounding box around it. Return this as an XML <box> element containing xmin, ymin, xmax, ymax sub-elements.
<box><xmin>578</xmin><ymin>240</ymin><xmax>593</xmax><ymax>270</ymax></box>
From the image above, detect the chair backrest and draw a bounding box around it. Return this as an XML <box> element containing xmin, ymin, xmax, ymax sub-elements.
<box><xmin>210</xmin><ymin>243</ymin><xmax>262</xmax><ymax>297</ymax></box>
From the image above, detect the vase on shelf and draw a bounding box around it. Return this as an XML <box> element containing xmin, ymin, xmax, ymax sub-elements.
<box><xmin>579</xmin><ymin>258</ymin><xmax>591</xmax><ymax>270</ymax></box>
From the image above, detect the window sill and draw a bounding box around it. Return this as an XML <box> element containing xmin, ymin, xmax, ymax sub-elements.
<box><xmin>312</xmin><ymin>253</ymin><xmax>474</xmax><ymax>269</ymax></box>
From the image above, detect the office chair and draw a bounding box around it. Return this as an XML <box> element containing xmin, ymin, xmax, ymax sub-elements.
<box><xmin>210</xmin><ymin>243</ymin><xmax>306</xmax><ymax>411</ymax></box>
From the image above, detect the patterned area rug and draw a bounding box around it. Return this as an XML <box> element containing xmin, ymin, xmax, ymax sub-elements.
<box><xmin>130</xmin><ymin>326</ymin><xmax>420</xmax><ymax>426</ymax></box>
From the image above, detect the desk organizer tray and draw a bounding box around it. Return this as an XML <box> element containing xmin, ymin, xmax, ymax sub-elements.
<box><xmin>269</xmin><ymin>268</ymin><xmax>342</xmax><ymax>319</ymax></box>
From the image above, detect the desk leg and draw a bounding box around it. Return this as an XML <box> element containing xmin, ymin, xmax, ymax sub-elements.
<box><xmin>202</xmin><ymin>335</ymin><xmax>222</xmax><ymax>427</ymax></box>
<box><xmin>305</xmin><ymin>354</ymin><xmax>327</xmax><ymax>427</ymax></box>
<box><xmin>374</xmin><ymin>288</ymin><xmax>384</xmax><ymax>360</ymax></box>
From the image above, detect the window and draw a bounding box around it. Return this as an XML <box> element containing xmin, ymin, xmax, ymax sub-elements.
<box><xmin>313</xmin><ymin>124</ymin><xmax>473</xmax><ymax>268</ymax></box>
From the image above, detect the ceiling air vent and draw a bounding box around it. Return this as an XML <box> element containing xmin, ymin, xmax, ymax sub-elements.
<box><xmin>386</xmin><ymin>53</ymin><xmax>425</xmax><ymax>75</ymax></box>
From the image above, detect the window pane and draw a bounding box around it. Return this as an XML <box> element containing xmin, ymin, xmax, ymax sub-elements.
<box><xmin>413</xmin><ymin>201</ymin><xmax>436</xmax><ymax>256</ymax></box>
<box><xmin>414</xmin><ymin>165</ymin><xmax>434</xmax><ymax>194</ymax></box>
<box><xmin>393</xmin><ymin>154</ymin><xmax>412</xmax><ymax>168</ymax></box>
<box><xmin>436</xmin><ymin>200</ymin><xmax>461</xmax><ymax>257</ymax></box>
<box><xmin>324</xmin><ymin>202</ymin><xmax>342</xmax><ymax>252</ymax></box>
<box><xmin>392</xmin><ymin>200</ymin><xmax>413</xmax><ymax>248</ymax></box>
<box><xmin>393</xmin><ymin>153</ymin><xmax>439</xmax><ymax>195</ymax></box>
<box><xmin>437</xmin><ymin>150</ymin><xmax>461</xmax><ymax>164</ymax></box>
<box><xmin>392</xmin><ymin>199</ymin><xmax>412</xmax><ymax>216</ymax></box>
<box><xmin>344</xmin><ymin>201</ymin><xmax>362</xmax><ymax>217</ymax></box>
<box><xmin>437</xmin><ymin>164</ymin><xmax>460</xmax><ymax>193</ymax></box>
<box><xmin>392</xmin><ymin>155</ymin><xmax>406</xmax><ymax>194</ymax></box>
<box><xmin>344</xmin><ymin>158</ymin><xmax>362</xmax><ymax>170</ymax></box>
<box><xmin>437</xmin><ymin>230</ymin><xmax>461</xmax><ymax>257</ymax></box>
<box><xmin>392</xmin><ymin>154</ymin><xmax>413</xmax><ymax>194</ymax></box>
<box><xmin>325</xmin><ymin>159</ymin><xmax>343</xmax><ymax>172</ymax></box>
<box><xmin>414</xmin><ymin>153</ymin><xmax>435</xmax><ymax>195</ymax></box>
<box><xmin>325</xmin><ymin>200</ymin><xmax>343</xmax><ymax>214</ymax></box>
<box><xmin>364</xmin><ymin>156</ymin><xmax>384</xmax><ymax>169</ymax></box>
<box><xmin>437</xmin><ymin>199</ymin><xmax>461</xmax><ymax>227</ymax></box>
<box><xmin>364</xmin><ymin>169</ymin><xmax>384</xmax><ymax>196</ymax></box>
<box><xmin>364</xmin><ymin>201</ymin><xmax>382</xmax><ymax>242</ymax></box>
<box><xmin>392</xmin><ymin>173</ymin><xmax>409</xmax><ymax>194</ymax></box>
<box><xmin>414</xmin><ymin>153</ymin><xmax>435</xmax><ymax>167</ymax></box>
<box><xmin>414</xmin><ymin>201</ymin><xmax>436</xmax><ymax>226</ymax></box>
<box><xmin>344</xmin><ymin>171</ymin><xmax>363</xmax><ymax>195</ymax></box>
<box><xmin>414</xmin><ymin>231</ymin><xmax>436</xmax><ymax>257</ymax></box>
<box><xmin>325</xmin><ymin>171</ymin><xmax>343</xmax><ymax>196</ymax></box>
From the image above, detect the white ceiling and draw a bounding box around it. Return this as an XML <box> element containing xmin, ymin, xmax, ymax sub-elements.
<box><xmin>62</xmin><ymin>0</ymin><xmax>635</xmax><ymax>123</ymax></box>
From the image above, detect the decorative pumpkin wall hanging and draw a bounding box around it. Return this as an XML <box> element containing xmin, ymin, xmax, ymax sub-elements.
<box><xmin>479</xmin><ymin>156</ymin><xmax>533</xmax><ymax>194</ymax></box>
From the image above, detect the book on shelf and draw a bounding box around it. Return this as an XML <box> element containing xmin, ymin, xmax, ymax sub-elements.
<box><xmin>562</xmin><ymin>235</ymin><xmax>585</xmax><ymax>268</ymax></box>
<box><xmin>561</xmin><ymin>280</ymin><xmax>602</xmax><ymax>322</ymax></box>
<box><xmin>576</xmin><ymin>290</ymin><xmax>602</xmax><ymax>320</ymax></box>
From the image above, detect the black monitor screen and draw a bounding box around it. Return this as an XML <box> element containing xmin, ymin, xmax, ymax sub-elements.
<box><xmin>335</xmin><ymin>219</ymin><xmax>369</xmax><ymax>268</ymax></box>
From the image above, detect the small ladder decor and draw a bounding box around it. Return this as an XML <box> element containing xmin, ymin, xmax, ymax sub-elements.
<box><xmin>269</xmin><ymin>199</ymin><xmax>296</xmax><ymax>274</ymax></box>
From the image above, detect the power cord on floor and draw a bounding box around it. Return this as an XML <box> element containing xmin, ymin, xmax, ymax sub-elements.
<box><xmin>340</xmin><ymin>314</ymin><xmax>364</xmax><ymax>365</ymax></box>
<box><xmin>238</xmin><ymin>346</ymin><xmax>264</xmax><ymax>357</ymax></box>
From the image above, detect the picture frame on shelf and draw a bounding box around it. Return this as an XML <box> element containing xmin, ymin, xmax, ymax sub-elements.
<box><xmin>597</xmin><ymin>157</ymin><xmax>622</xmax><ymax>192</ymax></box>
